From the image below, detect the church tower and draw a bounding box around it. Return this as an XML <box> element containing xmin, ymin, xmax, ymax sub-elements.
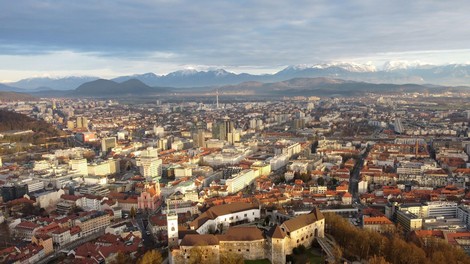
<box><xmin>167</xmin><ymin>201</ymin><xmax>178</xmax><ymax>248</ymax></box>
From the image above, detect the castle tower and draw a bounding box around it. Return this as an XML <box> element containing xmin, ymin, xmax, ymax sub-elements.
<box><xmin>167</xmin><ymin>202</ymin><xmax>179</xmax><ymax>248</ymax></box>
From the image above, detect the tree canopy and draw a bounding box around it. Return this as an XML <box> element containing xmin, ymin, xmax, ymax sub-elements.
<box><xmin>325</xmin><ymin>212</ymin><xmax>470</xmax><ymax>264</ymax></box>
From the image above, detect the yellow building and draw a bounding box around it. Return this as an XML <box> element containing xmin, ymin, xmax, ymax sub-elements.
<box><xmin>32</xmin><ymin>234</ymin><xmax>54</xmax><ymax>256</ymax></box>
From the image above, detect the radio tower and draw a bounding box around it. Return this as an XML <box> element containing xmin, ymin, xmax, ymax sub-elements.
<box><xmin>216</xmin><ymin>89</ymin><xmax>219</xmax><ymax>109</ymax></box>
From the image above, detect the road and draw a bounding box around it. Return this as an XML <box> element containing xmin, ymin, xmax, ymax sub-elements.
<box><xmin>135</xmin><ymin>213</ymin><xmax>159</xmax><ymax>249</ymax></box>
<box><xmin>349</xmin><ymin>145</ymin><xmax>370</xmax><ymax>202</ymax></box>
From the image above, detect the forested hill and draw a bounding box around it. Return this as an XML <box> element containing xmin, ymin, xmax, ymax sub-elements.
<box><xmin>0</xmin><ymin>91</ymin><xmax>36</xmax><ymax>101</ymax></box>
<box><xmin>0</xmin><ymin>109</ymin><xmax>61</xmax><ymax>137</ymax></box>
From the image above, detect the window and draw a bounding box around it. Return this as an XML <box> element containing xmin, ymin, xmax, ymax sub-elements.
<box><xmin>244</xmin><ymin>214</ymin><xmax>247</xmax><ymax>217</ymax></box>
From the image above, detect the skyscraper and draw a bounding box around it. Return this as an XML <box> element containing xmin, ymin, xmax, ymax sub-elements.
<box><xmin>101</xmin><ymin>137</ymin><xmax>117</xmax><ymax>153</ymax></box>
<box><xmin>193</xmin><ymin>129</ymin><xmax>206</xmax><ymax>148</ymax></box>
<box><xmin>212</xmin><ymin>117</ymin><xmax>234</xmax><ymax>141</ymax></box>
<box><xmin>136</xmin><ymin>147</ymin><xmax>163</xmax><ymax>180</ymax></box>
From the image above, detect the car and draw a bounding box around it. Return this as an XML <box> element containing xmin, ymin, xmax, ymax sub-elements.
<box><xmin>146</xmin><ymin>231</ymin><xmax>151</xmax><ymax>235</ymax></box>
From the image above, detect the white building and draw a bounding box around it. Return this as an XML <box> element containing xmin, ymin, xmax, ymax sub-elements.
<box><xmin>88</xmin><ymin>159</ymin><xmax>120</xmax><ymax>176</ymax></box>
<box><xmin>136</xmin><ymin>147</ymin><xmax>162</xmax><ymax>179</ymax></box>
<box><xmin>225</xmin><ymin>169</ymin><xmax>256</xmax><ymax>194</ymax></box>
<box><xmin>70</xmin><ymin>158</ymin><xmax>88</xmax><ymax>176</ymax></box>
<box><xmin>189</xmin><ymin>202</ymin><xmax>260</xmax><ymax>234</ymax></box>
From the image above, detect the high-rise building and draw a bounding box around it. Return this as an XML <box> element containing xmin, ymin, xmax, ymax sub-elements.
<box><xmin>76</xmin><ymin>116</ymin><xmax>88</xmax><ymax>129</ymax></box>
<box><xmin>101</xmin><ymin>137</ymin><xmax>117</xmax><ymax>153</ymax></box>
<box><xmin>136</xmin><ymin>147</ymin><xmax>162</xmax><ymax>180</ymax></box>
<box><xmin>193</xmin><ymin>129</ymin><xmax>205</xmax><ymax>148</ymax></box>
<box><xmin>1</xmin><ymin>183</ymin><xmax>28</xmax><ymax>202</ymax></box>
<box><xmin>212</xmin><ymin>118</ymin><xmax>234</xmax><ymax>141</ymax></box>
<box><xmin>66</xmin><ymin>120</ymin><xmax>75</xmax><ymax>130</ymax></box>
<box><xmin>227</xmin><ymin>129</ymin><xmax>241</xmax><ymax>145</ymax></box>
<box><xmin>153</xmin><ymin>125</ymin><xmax>165</xmax><ymax>137</ymax></box>
<box><xmin>394</xmin><ymin>118</ymin><xmax>404</xmax><ymax>134</ymax></box>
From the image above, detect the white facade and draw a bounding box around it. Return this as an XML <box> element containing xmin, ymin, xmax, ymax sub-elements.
<box><xmin>269</xmin><ymin>154</ymin><xmax>290</xmax><ymax>171</ymax></box>
<box><xmin>34</xmin><ymin>189</ymin><xmax>65</xmax><ymax>209</ymax></box>
<box><xmin>167</xmin><ymin>213</ymin><xmax>179</xmax><ymax>247</ymax></box>
<box><xmin>196</xmin><ymin>208</ymin><xmax>261</xmax><ymax>234</ymax></box>
<box><xmin>88</xmin><ymin>159</ymin><xmax>120</xmax><ymax>176</ymax></box>
<box><xmin>358</xmin><ymin>180</ymin><xmax>368</xmax><ymax>194</ymax></box>
<box><xmin>22</xmin><ymin>179</ymin><xmax>44</xmax><ymax>193</ymax></box>
<box><xmin>70</xmin><ymin>158</ymin><xmax>88</xmax><ymax>176</ymax></box>
<box><xmin>225</xmin><ymin>169</ymin><xmax>256</xmax><ymax>194</ymax></box>
<box><xmin>137</xmin><ymin>148</ymin><xmax>162</xmax><ymax>179</ymax></box>
<box><xmin>174</xmin><ymin>167</ymin><xmax>192</xmax><ymax>178</ymax></box>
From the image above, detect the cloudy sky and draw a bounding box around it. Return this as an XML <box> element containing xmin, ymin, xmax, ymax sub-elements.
<box><xmin>1</xmin><ymin>0</ymin><xmax>470</xmax><ymax>81</ymax></box>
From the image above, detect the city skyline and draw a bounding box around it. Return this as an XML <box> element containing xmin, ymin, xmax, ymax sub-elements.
<box><xmin>1</xmin><ymin>0</ymin><xmax>470</xmax><ymax>81</ymax></box>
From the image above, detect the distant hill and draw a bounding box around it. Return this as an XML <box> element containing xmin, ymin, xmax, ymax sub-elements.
<box><xmin>70</xmin><ymin>78</ymin><xmax>169</xmax><ymax>97</ymax></box>
<box><xmin>217</xmin><ymin>77</ymin><xmax>467</xmax><ymax>96</ymax></box>
<box><xmin>12</xmin><ymin>76</ymin><xmax>470</xmax><ymax>98</ymax></box>
<box><xmin>0</xmin><ymin>91</ymin><xmax>36</xmax><ymax>101</ymax></box>
<box><xmin>0</xmin><ymin>109</ymin><xmax>61</xmax><ymax>138</ymax></box>
<box><xmin>6</xmin><ymin>76</ymin><xmax>99</xmax><ymax>90</ymax></box>
<box><xmin>0</xmin><ymin>83</ymin><xmax>22</xmax><ymax>92</ymax></box>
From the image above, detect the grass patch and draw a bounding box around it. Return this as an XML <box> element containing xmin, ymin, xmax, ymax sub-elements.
<box><xmin>308</xmin><ymin>250</ymin><xmax>325</xmax><ymax>264</ymax></box>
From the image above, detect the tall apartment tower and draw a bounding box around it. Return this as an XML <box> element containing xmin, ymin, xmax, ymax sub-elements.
<box><xmin>136</xmin><ymin>147</ymin><xmax>162</xmax><ymax>180</ymax></box>
<box><xmin>213</xmin><ymin>117</ymin><xmax>234</xmax><ymax>141</ymax></box>
<box><xmin>193</xmin><ymin>129</ymin><xmax>206</xmax><ymax>148</ymax></box>
<box><xmin>101</xmin><ymin>137</ymin><xmax>117</xmax><ymax>153</ymax></box>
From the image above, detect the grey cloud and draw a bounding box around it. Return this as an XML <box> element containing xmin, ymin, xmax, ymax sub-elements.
<box><xmin>0</xmin><ymin>0</ymin><xmax>470</xmax><ymax>68</ymax></box>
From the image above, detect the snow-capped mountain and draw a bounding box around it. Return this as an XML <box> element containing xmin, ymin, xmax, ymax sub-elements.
<box><xmin>382</xmin><ymin>61</ymin><xmax>427</xmax><ymax>71</ymax></box>
<box><xmin>113</xmin><ymin>69</ymin><xmax>262</xmax><ymax>87</ymax></box>
<box><xmin>282</xmin><ymin>62</ymin><xmax>377</xmax><ymax>73</ymax></box>
<box><xmin>3</xmin><ymin>62</ymin><xmax>470</xmax><ymax>91</ymax></box>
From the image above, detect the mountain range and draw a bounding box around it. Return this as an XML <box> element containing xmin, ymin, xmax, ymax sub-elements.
<box><xmin>13</xmin><ymin>76</ymin><xmax>465</xmax><ymax>99</ymax></box>
<box><xmin>217</xmin><ymin>77</ymin><xmax>468</xmax><ymax>97</ymax></box>
<box><xmin>2</xmin><ymin>62</ymin><xmax>470</xmax><ymax>91</ymax></box>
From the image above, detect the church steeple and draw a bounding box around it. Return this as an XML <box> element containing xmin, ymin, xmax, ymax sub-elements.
<box><xmin>166</xmin><ymin>200</ymin><xmax>178</xmax><ymax>248</ymax></box>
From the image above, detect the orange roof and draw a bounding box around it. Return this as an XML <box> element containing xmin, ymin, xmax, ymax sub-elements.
<box><xmin>445</xmin><ymin>232</ymin><xmax>470</xmax><ymax>246</ymax></box>
<box><xmin>363</xmin><ymin>216</ymin><xmax>393</xmax><ymax>225</ymax></box>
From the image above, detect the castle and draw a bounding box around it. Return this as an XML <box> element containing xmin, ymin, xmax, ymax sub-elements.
<box><xmin>167</xmin><ymin>202</ymin><xmax>325</xmax><ymax>264</ymax></box>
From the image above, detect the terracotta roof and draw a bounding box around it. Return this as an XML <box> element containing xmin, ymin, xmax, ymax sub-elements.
<box><xmin>217</xmin><ymin>227</ymin><xmax>264</xmax><ymax>241</ymax></box>
<box><xmin>282</xmin><ymin>208</ymin><xmax>324</xmax><ymax>232</ymax></box>
<box><xmin>445</xmin><ymin>232</ymin><xmax>470</xmax><ymax>246</ymax></box>
<box><xmin>178</xmin><ymin>229</ymin><xmax>199</xmax><ymax>240</ymax></box>
<box><xmin>180</xmin><ymin>234</ymin><xmax>219</xmax><ymax>246</ymax></box>
<box><xmin>267</xmin><ymin>225</ymin><xmax>286</xmax><ymax>239</ymax></box>
<box><xmin>16</xmin><ymin>221</ymin><xmax>39</xmax><ymax>230</ymax></box>
<box><xmin>412</xmin><ymin>230</ymin><xmax>445</xmax><ymax>239</ymax></box>
<box><xmin>363</xmin><ymin>216</ymin><xmax>393</xmax><ymax>225</ymax></box>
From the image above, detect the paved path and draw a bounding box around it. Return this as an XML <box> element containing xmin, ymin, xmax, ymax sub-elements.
<box><xmin>316</xmin><ymin>236</ymin><xmax>336</xmax><ymax>261</ymax></box>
